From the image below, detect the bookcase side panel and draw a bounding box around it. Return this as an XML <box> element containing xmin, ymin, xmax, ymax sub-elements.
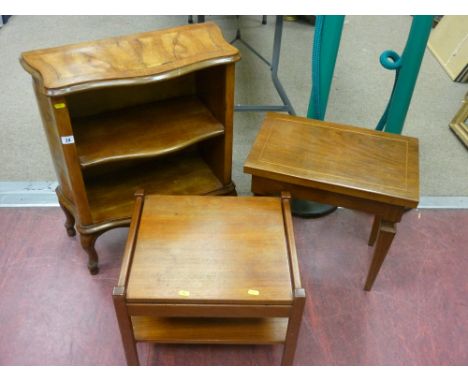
<box><xmin>196</xmin><ymin>63</ymin><xmax>236</xmax><ymax>186</ymax></box>
<box><xmin>33</xmin><ymin>79</ymin><xmax>74</xmax><ymax>204</ymax></box>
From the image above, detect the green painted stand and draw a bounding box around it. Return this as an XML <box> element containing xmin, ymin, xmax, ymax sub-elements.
<box><xmin>382</xmin><ymin>16</ymin><xmax>433</xmax><ymax>134</ymax></box>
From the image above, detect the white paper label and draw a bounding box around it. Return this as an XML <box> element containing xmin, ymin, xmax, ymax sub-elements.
<box><xmin>61</xmin><ymin>135</ymin><xmax>75</xmax><ymax>145</ymax></box>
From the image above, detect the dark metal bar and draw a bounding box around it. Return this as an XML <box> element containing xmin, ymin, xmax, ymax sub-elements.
<box><xmin>234</xmin><ymin>16</ymin><xmax>296</xmax><ymax>115</ymax></box>
<box><xmin>236</xmin><ymin>38</ymin><xmax>272</xmax><ymax>67</ymax></box>
<box><xmin>270</xmin><ymin>16</ymin><xmax>296</xmax><ymax>115</ymax></box>
<box><xmin>235</xmin><ymin>105</ymin><xmax>290</xmax><ymax>112</ymax></box>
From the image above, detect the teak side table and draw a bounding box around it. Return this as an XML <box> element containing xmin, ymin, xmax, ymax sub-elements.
<box><xmin>113</xmin><ymin>192</ymin><xmax>305</xmax><ymax>366</ymax></box>
<box><xmin>20</xmin><ymin>22</ymin><xmax>240</xmax><ymax>274</ymax></box>
<box><xmin>244</xmin><ymin>113</ymin><xmax>420</xmax><ymax>291</ymax></box>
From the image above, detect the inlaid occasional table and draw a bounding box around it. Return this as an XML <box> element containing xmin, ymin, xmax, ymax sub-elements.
<box><xmin>113</xmin><ymin>192</ymin><xmax>305</xmax><ymax>365</ymax></box>
<box><xmin>244</xmin><ymin>113</ymin><xmax>419</xmax><ymax>291</ymax></box>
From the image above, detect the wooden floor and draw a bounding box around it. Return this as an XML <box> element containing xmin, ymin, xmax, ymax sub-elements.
<box><xmin>0</xmin><ymin>207</ymin><xmax>467</xmax><ymax>365</ymax></box>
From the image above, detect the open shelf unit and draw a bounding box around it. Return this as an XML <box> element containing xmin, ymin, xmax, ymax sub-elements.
<box><xmin>21</xmin><ymin>22</ymin><xmax>240</xmax><ymax>273</ymax></box>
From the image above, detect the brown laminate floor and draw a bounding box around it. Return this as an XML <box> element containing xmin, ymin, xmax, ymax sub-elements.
<box><xmin>0</xmin><ymin>207</ymin><xmax>467</xmax><ymax>365</ymax></box>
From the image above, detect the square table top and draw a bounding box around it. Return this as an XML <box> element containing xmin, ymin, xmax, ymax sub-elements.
<box><xmin>244</xmin><ymin>113</ymin><xmax>419</xmax><ymax>208</ymax></box>
<box><xmin>126</xmin><ymin>195</ymin><xmax>294</xmax><ymax>305</ymax></box>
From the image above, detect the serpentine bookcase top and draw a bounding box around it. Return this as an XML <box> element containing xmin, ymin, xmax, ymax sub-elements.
<box><xmin>20</xmin><ymin>22</ymin><xmax>240</xmax><ymax>96</ymax></box>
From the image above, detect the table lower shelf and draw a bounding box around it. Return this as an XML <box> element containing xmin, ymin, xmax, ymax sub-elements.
<box><xmin>131</xmin><ymin>316</ymin><xmax>288</xmax><ymax>345</ymax></box>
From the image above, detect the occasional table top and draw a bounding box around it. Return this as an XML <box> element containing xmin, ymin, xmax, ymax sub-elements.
<box><xmin>20</xmin><ymin>22</ymin><xmax>240</xmax><ymax>96</ymax></box>
<box><xmin>244</xmin><ymin>113</ymin><xmax>419</xmax><ymax>208</ymax></box>
<box><xmin>126</xmin><ymin>195</ymin><xmax>294</xmax><ymax>305</ymax></box>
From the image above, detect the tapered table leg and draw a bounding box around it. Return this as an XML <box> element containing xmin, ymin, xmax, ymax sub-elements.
<box><xmin>364</xmin><ymin>221</ymin><xmax>396</xmax><ymax>291</ymax></box>
<box><xmin>368</xmin><ymin>216</ymin><xmax>381</xmax><ymax>246</ymax></box>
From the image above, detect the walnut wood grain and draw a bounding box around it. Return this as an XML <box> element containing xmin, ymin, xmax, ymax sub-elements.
<box><xmin>126</xmin><ymin>195</ymin><xmax>294</xmax><ymax>304</ymax></box>
<box><xmin>20</xmin><ymin>22</ymin><xmax>240</xmax><ymax>96</ymax></box>
<box><xmin>131</xmin><ymin>317</ymin><xmax>288</xmax><ymax>344</ymax></box>
<box><xmin>74</xmin><ymin>96</ymin><xmax>224</xmax><ymax>168</ymax></box>
<box><xmin>244</xmin><ymin>113</ymin><xmax>419</xmax><ymax>208</ymax></box>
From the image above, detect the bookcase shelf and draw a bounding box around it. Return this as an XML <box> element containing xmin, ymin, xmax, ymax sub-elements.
<box><xmin>74</xmin><ymin>96</ymin><xmax>225</xmax><ymax>168</ymax></box>
<box><xmin>21</xmin><ymin>22</ymin><xmax>240</xmax><ymax>273</ymax></box>
<box><xmin>85</xmin><ymin>150</ymin><xmax>230</xmax><ymax>224</ymax></box>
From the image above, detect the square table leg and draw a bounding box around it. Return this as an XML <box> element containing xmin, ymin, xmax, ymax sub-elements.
<box><xmin>113</xmin><ymin>293</ymin><xmax>140</xmax><ymax>366</ymax></box>
<box><xmin>281</xmin><ymin>289</ymin><xmax>306</xmax><ymax>365</ymax></box>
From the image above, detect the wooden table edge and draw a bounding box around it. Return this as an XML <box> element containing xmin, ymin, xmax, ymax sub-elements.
<box><xmin>113</xmin><ymin>190</ymin><xmax>145</xmax><ymax>295</ymax></box>
<box><xmin>244</xmin><ymin>164</ymin><xmax>419</xmax><ymax>209</ymax></box>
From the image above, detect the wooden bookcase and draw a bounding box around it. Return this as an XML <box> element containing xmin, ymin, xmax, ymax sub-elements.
<box><xmin>20</xmin><ymin>22</ymin><xmax>240</xmax><ymax>274</ymax></box>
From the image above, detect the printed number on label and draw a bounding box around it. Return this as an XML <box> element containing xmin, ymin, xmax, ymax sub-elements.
<box><xmin>61</xmin><ymin>136</ymin><xmax>75</xmax><ymax>145</ymax></box>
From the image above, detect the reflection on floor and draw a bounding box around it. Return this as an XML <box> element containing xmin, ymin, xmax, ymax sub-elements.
<box><xmin>0</xmin><ymin>207</ymin><xmax>466</xmax><ymax>365</ymax></box>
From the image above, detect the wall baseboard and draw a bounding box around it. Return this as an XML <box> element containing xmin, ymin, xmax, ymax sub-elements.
<box><xmin>1</xmin><ymin>182</ymin><xmax>468</xmax><ymax>209</ymax></box>
<box><xmin>0</xmin><ymin>182</ymin><xmax>59</xmax><ymax>206</ymax></box>
<box><xmin>418</xmin><ymin>197</ymin><xmax>468</xmax><ymax>209</ymax></box>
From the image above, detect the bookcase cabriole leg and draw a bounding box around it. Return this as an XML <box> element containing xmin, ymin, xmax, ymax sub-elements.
<box><xmin>58</xmin><ymin>200</ymin><xmax>76</xmax><ymax>237</ymax></box>
<box><xmin>79</xmin><ymin>233</ymin><xmax>99</xmax><ymax>275</ymax></box>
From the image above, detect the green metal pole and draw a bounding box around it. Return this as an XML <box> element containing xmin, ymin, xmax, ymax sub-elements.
<box><xmin>384</xmin><ymin>16</ymin><xmax>433</xmax><ymax>134</ymax></box>
<box><xmin>307</xmin><ymin>15</ymin><xmax>345</xmax><ymax>120</ymax></box>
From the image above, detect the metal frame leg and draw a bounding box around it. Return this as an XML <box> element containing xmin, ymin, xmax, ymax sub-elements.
<box><xmin>270</xmin><ymin>16</ymin><xmax>296</xmax><ymax>115</ymax></box>
<box><xmin>190</xmin><ymin>15</ymin><xmax>294</xmax><ymax>114</ymax></box>
<box><xmin>234</xmin><ymin>16</ymin><xmax>296</xmax><ymax>115</ymax></box>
